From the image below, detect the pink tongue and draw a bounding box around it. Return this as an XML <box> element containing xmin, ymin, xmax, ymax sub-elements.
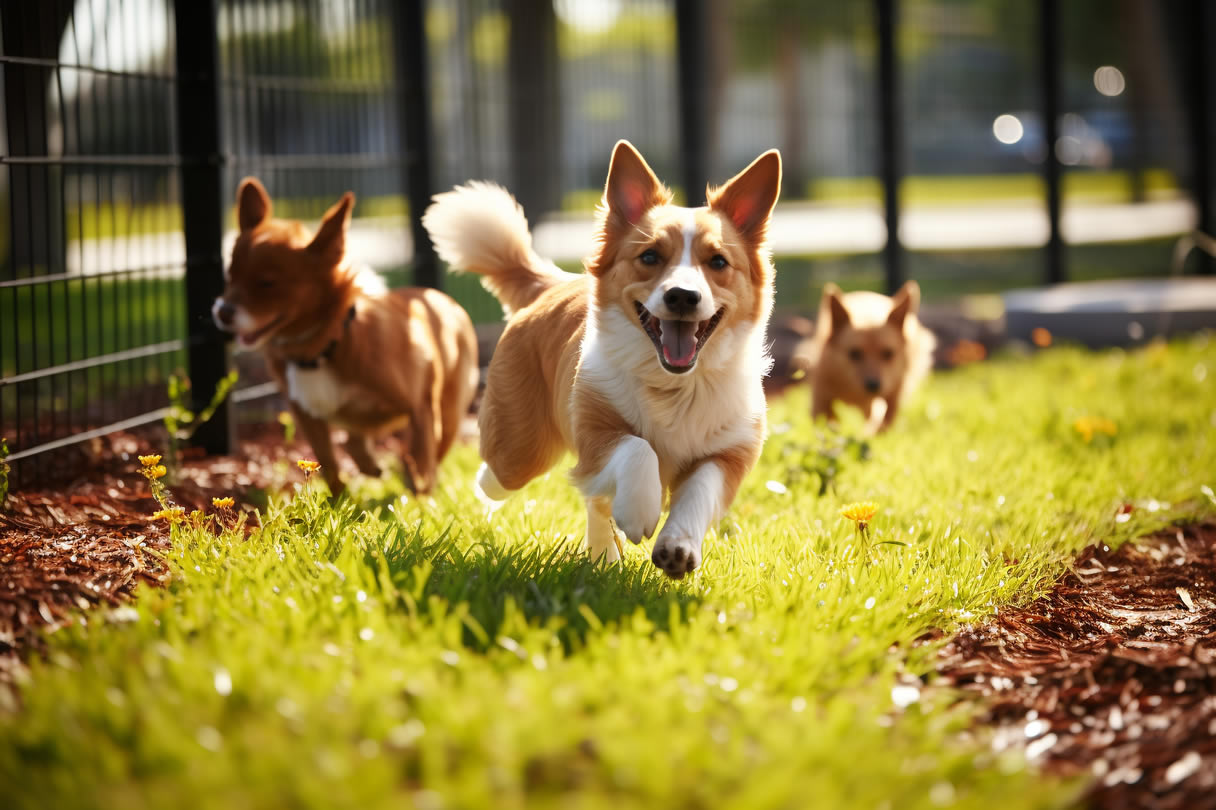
<box><xmin>660</xmin><ymin>320</ymin><xmax>698</xmax><ymax>366</ymax></box>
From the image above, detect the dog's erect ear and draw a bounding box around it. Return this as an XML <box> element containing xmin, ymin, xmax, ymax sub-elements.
<box><xmin>603</xmin><ymin>140</ymin><xmax>668</xmax><ymax>226</ymax></box>
<box><xmin>707</xmin><ymin>150</ymin><xmax>781</xmax><ymax>240</ymax></box>
<box><xmin>237</xmin><ymin>177</ymin><xmax>272</xmax><ymax>231</ymax></box>
<box><xmin>821</xmin><ymin>283</ymin><xmax>851</xmax><ymax>334</ymax></box>
<box><xmin>887</xmin><ymin>280</ymin><xmax>921</xmax><ymax>329</ymax></box>
<box><xmin>307</xmin><ymin>192</ymin><xmax>355</xmax><ymax>265</ymax></box>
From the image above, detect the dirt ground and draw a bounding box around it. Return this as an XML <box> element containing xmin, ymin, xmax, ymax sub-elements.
<box><xmin>937</xmin><ymin>523</ymin><xmax>1216</xmax><ymax>810</ymax></box>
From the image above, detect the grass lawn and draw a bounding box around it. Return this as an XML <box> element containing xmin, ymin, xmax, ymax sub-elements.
<box><xmin>3</xmin><ymin>336</ymin><xmax>1214</xmax><ymax>809</ymax></box>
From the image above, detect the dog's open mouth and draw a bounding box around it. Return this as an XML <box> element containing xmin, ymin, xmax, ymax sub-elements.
<box><xmin>634</xmin><ymin>301</ymin><xmax>725</xmax><ymax>374</ymax></box>
<box><xmin>237</xmin><ymin>316</ymin><xmax>283</xmax><ymax>348</ymax></box>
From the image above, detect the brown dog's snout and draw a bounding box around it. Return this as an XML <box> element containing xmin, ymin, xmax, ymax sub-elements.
<box><xmin>863</xmin><ymin>377</ymin><xmax>881</xmax><ymax>393</ymax></box>
<box><xmin>662</xmin><ymin>287</ymin><xmax>701</xmax><ymax>316</ymax></box>
<box><xmin>214</xmin><ymin>299</ymin><xmax>235</xmax><ymax>327</ymax></box>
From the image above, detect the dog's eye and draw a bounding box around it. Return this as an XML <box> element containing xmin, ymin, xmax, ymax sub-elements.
<box><xmin>639</xmin><ymin>249</ymin><xmax>661</xmax><ymax>266</ymax></box>
<box><xmin>881</xmin><ymin>348</ymin><xmax>895</xmax><ymax>361</ymax></box>
<box><xmin>708</xmin><ymin>254</ymin><xmax>728</xmax><ymax>270</ymax></box>
<box><xmin>848</xmin><ymin>348</ymin><xmax>864</xmax><ymax>363</ymax></box>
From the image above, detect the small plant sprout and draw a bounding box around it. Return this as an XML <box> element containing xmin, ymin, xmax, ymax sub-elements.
<box><xmin>0</xmin><ymin>436</ymin><xmax>10</xmax><ymax>508</ymax></box>
<box><xmin>278</xmin><ymin>411</ymin><xmax>296</xmax><ymax>443</ymax></box>
<box><xmin>297</xmin><ymin>459</ymin><xmax>321</xmax><ymax>477</ymax></box>
<box><xmin>841</xmin><ymin>501</ymin><xmax>879</xmax><ymax>539</ymax></box>
<box><xmin>138</xmin><ymin>455</ymin><xmax>171</xmax><ymax>507</ymax></box>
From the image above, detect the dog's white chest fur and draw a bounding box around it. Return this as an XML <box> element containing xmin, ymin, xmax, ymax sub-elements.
<box><xmin>286</xmin><ymin>363</ymin><xmax>345</xmax><ymax>420</ymax></box>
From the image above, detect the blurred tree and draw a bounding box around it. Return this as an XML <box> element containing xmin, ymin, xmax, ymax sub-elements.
<box><xmin>1</xmin><ymin>0</ymin><xmax>72</xmax><ymax>278</ymax></box>
<box><xmin>728</xmin><ymin>1</ymin><xmax>865</xmax><ymax>196</ymax></box>
<box><xmin>506</xmin><ymin>0</ymin><xmax>561</xmax><ymax>218</ymax></box>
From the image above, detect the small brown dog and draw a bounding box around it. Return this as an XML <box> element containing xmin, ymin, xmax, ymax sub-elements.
<box><xmin>213</xmin><ymin>178</ymin><xmax>479</xmax><ymax>495</ymax></box>
<box><xmin>798</xmin><ymin>281</ymin><xmax>935</xmax><ymax>433</ymax></box>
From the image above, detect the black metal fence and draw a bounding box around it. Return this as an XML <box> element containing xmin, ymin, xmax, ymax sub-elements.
<box><xmin>2</xmin><ymin>0</ymin><xmax>1212</xmax><ymax>487</ymax></box>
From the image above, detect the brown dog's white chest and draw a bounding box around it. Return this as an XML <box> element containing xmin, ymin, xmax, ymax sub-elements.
<box><xmin>286</xmin><ymin>362</ymin><xmax>347</xmax><ymax>420</ymax></box>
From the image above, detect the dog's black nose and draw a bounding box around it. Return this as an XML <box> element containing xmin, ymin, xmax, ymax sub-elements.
<box><xmin>863</xmin><ymin>377</ymin><xmax>881</xmax><ymax>393</ymax></box>
<box><xmin>215</xmin><ymin>301</ymin><xmax>235</xmax><ymax>326</ymax></box>
<box><xmin>663</xmin><ymin>287</ymin><xmax>702</xmax><ymax>315</ymax></box>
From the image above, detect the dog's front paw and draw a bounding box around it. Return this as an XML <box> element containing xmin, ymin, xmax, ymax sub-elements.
<box><xmin>651</xmin><ymin>533</ymin><xmax>701</xmax><ymax>580</ymax></box>
<box><xmin>612</xmin><ymin>480</ymin><xmax>662</xmax><ymax>544</ymax></box>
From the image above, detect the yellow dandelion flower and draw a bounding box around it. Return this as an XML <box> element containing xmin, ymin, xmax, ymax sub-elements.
<box><xmin>840</xmin><ymin>501</ymin><xmax>879</xmax><ymax>524</ymax></box>
<box><xmin>1074</xmin><ymin>416</ymin><xmax>1117</xmax><ymax>443</ymax></box>
<box><xmin>212</xmin><ymin>496</ymin><xmax>234</xmax><ymax>508</ymax></box>
<box><xmin>138</xmin><ymin>454</ymin><xmax>162</xmax><ymax>467</ymax></box>
<box><xmin>297</xmin><ymin>459</ymin><xmax>321</xmax><ymax>475</ymax></box>
<box><xmin>151</xmin><ymin>507</ymin><xmax>185</xmax><ymax>523</ymax></box>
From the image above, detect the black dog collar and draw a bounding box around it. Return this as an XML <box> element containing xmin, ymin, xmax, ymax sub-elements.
<box><xmin>290</xmin><ymin>305</ymin><xmax>356</xmax><ymax>369</ymax></box>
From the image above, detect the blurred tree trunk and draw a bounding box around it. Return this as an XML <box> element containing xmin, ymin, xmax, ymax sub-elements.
<box><xmin>704</xmin><ymin>0</ymin><xmax>730</xmax><ymax>182</ymax></box>
<box><xmin>776</xmin><ymin>20</ymin><xmax>805</xmax><ymax>199</ymax></box>
<box><xmin>1117</xmin><ymin>0</ymin><xmax>1187</xmax><ymax>203</ymax></box>
<box><xmin>1</xmin><ymin>1</ymin><xmax>72</xmax><ymax>279</ymax></box>
<box><xmin>506</xmin><ymin>0</ymin><xmax>561</xmax><ymax>219</ymax></box>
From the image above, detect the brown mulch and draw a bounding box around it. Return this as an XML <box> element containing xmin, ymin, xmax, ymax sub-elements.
<box><xmin>0</xmin><ymin>430</ymin><xmax>316</xmax><ymax>685</ymax></box>
<box><xmin>937</xmin><ymin>523</ymin><xmax>1216</xmax><ymax>810</ymax></box>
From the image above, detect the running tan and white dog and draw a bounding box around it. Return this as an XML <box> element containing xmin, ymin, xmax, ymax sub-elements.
<box><xmin>423</xmin><ymin>141</ymin><xmax>781</xmax><ymax>578</ymax></box>
<box><xmin>213</xmin><ymin>178</ymin><xmax>479</xmax><ymax>496</ymax></box>
<box><xmin>798</xmin><ymin>281</ymin><xmax>935</xmax><ymax>433</ymax></box>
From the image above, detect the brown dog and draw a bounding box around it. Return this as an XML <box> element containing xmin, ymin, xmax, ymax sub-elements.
<box><xmin>424</xmin><ymin>141</ymin><xmax>781</xmax><ymax>578</ymax></box>
<box><xmin>213</xmin><ymin>178</ymin><xmax>479</xmax><ymax>495</ymax></box>
<box><xmin>799</xmin><ymin>281</ymin><xmax>935</xmax><ymax>433</ymax></box>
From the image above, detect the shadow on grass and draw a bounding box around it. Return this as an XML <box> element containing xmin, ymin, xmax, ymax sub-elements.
<box><xmin>357</xmin><ymin>510</ymin><xmax>700</xmax><ymax>653</ymax></box>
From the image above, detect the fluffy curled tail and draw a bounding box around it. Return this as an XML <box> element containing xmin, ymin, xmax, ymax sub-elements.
<box><xmin>422</xmin><ymin>181</ymin><xmax>578</xmax><ymax>317</ymax></box>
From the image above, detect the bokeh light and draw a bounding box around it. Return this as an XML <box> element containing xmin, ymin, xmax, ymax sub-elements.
<box><xmin>992</xmin><ymin>114</ymin><xmax>1024</xmax><ymax>145</ymax></box>
<box><xmin>1094</xmin><ymin>65</ymin><xmax>1126</xmax><ymax>96</ymax></box>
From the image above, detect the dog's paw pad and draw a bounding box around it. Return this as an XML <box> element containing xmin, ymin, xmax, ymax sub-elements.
<box><xmin>651</xmin><ymin>536</ymin><xmax>700</xmax><ymax>579</ymax></box>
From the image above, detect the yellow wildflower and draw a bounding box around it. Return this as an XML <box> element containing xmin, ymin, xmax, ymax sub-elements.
<box><xmin>840</xmin><ymin>501</ymin><xmax>879</xmax><ymax>525</ymax></box>
<box><xmin>297</xmin><ymin>459</ymin><xmax>321</xmax><ymax>476</ymax></box>
<box><xmin>212</xmin><ymin>496</ymin><xmax>234</xmax><ymax>508</ymax></box>
<box><xmin>151</xmin><ymin>507</ymin><xmax>185</xmax><ymax>523</ymax></box>
<box><xmin>1073</xmin><ymin>416</ymin><xmax>1117</xmax><ymax>443</ymax></box>
<box><xmin>138</xmin><ymin>454</ymin><xmax>162</xmax><ymax>467</ymax></box>
<box><xmin>143</xmin><ymin>464</ymin><xmax>168</xmax><ymax>480</ymax></box>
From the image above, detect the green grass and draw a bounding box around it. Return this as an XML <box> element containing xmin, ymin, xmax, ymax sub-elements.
<box><xmin>808</xmin><ymin>169</ymin><xmax>1180</xmax><ymax>207</ymax></box>
<box><xmin>3</xmin><ymin>336</ymin><xmax>1214</xmax><ymax>809</ymax></box>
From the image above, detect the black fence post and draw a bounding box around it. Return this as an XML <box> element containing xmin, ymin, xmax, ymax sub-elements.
<box><xmin>174</xmin><ymin>0</ymin><xmax>231</xmax><ymax>455</ymax></box>
<box><xmin>391</xmin><ymin>0</ymin><xmax>440</xmax><ymax>289</ymax></box>
<box><xmin>675</xmin><ymin>0</ymin><xmax>709</xmax><ymax>205</ymax></box>
<box><xmin>1189</xmin><ymin>0</ymin><xmax>1213</xmax><ymax>274</ymax></box>
<box><xmin>875</xmin><ymin>0</ymin><xmax>903</xmax><ymax>294</ymax></box>
<box><xmin>1039</xmin><ymin>0</ymin><xmax>1064</xmax><ymax>285</ymax></box>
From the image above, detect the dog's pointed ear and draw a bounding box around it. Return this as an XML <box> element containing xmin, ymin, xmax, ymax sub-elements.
<box><xmin>237</xmin><ymin>177</ymin><xmax>272</xmax><ymax>231</ymax></box>
<box><xmin>308</xmin><ymin>192</ymin><xmax>355</xmax><ymax>265</ymax></box>
<box><xmin>603</xmin><ymin>140</ymin><xmax>668</xmax><ymax>226</ymax></box>
<box><xmin>821</xmin><ymin>283</ymin><xmax>851</xmax><ymax>334</ymax></box>
<box><xmin>887</xmin><ymin>280</ymin><xmax>921</xmax><ymax>329</ymax></box>
<box><xmin>707</xmin><ymin>149</ymin><xmax>781</xmax><ymax>241</ymax></box>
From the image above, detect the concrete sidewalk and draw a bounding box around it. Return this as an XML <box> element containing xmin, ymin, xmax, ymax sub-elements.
<box><xmin>64</xmin><ymin>197</ymin><xmax>1195</xmax><ymax>278</ymax></box>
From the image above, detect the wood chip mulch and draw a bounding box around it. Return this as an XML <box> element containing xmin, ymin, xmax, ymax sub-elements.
<box><xmin>937</xmin><ymin>522</ymin><xmax>1216</xmax><ymax>810</ymax></box>
<box><xmin>0</xmin><ymin>431</ymin><xmax>304</xmax><ymax>687</ymax></box>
